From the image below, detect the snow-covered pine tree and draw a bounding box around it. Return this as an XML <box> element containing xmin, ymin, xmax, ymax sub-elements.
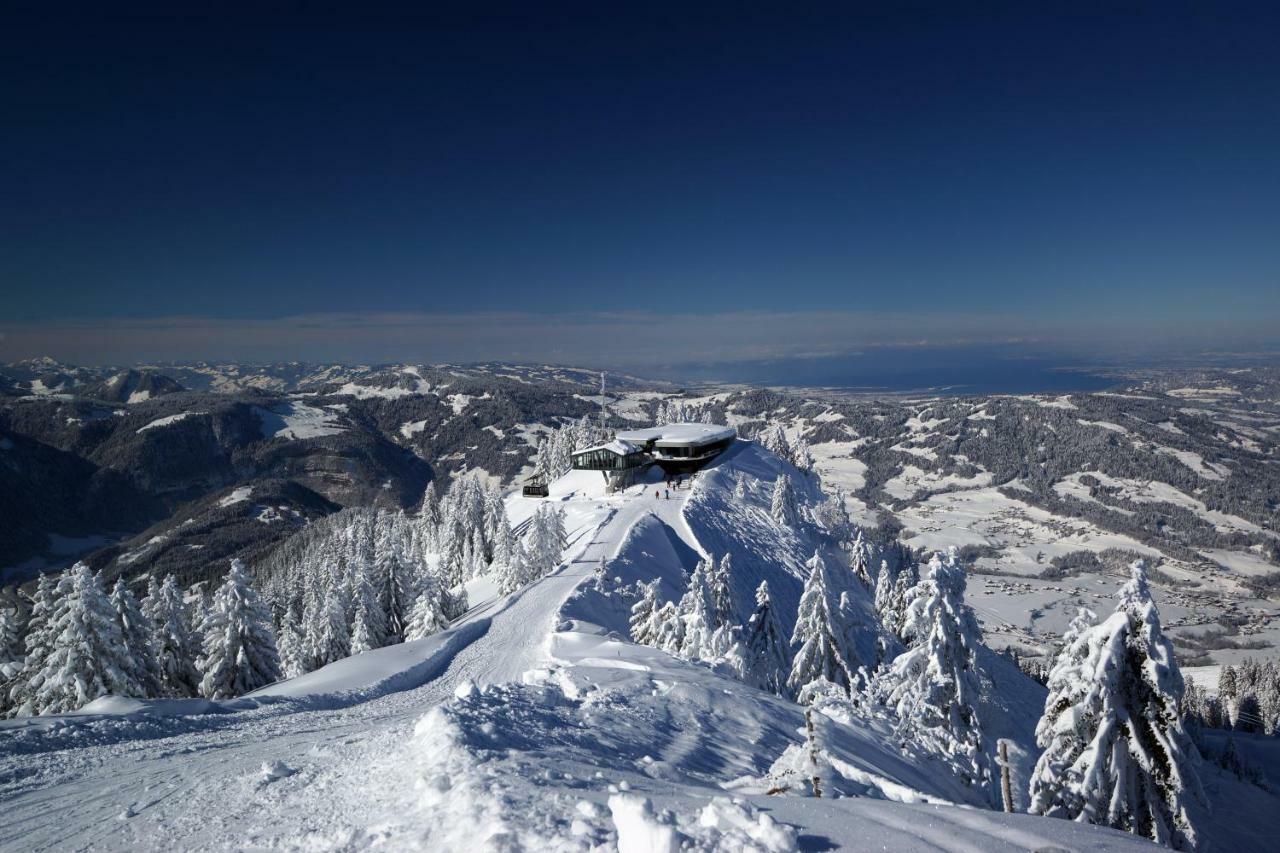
<box><xmin>1235</xmin><ymin>693</ymin><xmax>1264</xmax><ymax>735</ymax></box>
<box><xmin>419</xmin><ymin>480</ymin><xmax>442</xmax><ymax>535</ymax></box>
<box><xmin>404</xmin><ymin>573</ymin><xmax>451</xmax><ymax>641</ymax></box>
<box><xmin>32</xmin><ymin>564</ymin><xmax>144</xmax><ymax>715</ymax></box>
<box><xmin>436</xmin><ymin>518</ymin><xmax>464</xmax><ymax>589</ymax></box>
<box><xmin>478</xmin><ymin>483</ymin><xmax>501</xmax><ymax>561</ymax></box>
<box><xmin>0</xmin><ymin>604</ymin><xmax>21</xmax><ymax>713</ymax></box>
<box><xmin>850</xmin><ymin>530</ymin><xmax>874</xmax><ymax>587</ymax></box>
<box><xmin>490</xmin><ymin>504</ymin><xmax>515</xmax><ymax>568</ymax></box>
<box><xmin>276</xmin><ymin>607</ymin><xmax>306</xmax><ymax>679</ymax></box>
<box><xmin>1217</xmin><ymin>664</ymin><xmax>1239</xmax><ymax>728</ymax></box>
<box><xmin>743</xmin><ymin>580</ymin><xmax>790</xmax><ymax>696</ymax></box>
<box><xmin>349</xmin><ymin>568</ymin><xmax>388</xmax><ymax>655</ymax></box>
<box><xmin>6</xmin><ymin>573</ymin><xmax>58</xmax><ymax>716</ymax></box>
<box><xmin>1028</xmin><ymin>562</ymin><xmax>1205</xmax><ymax>850</ymax></box>
<box><xmin>551</xmin><ymin>506</ymin><xmax>569</xmax><ymax>554</ymax></box>
<box><xmin>145</xmin><ymin>574</ymin><xmax>202</xmax><ymax>696</ymax></box>
<box><xmin>879</xmin><ymin>557</ymin><xmax>921</xmax><ymax>641</ymax></box>
<box><xmin>462</xmin><ymin>476</ymin><xmax>486</xmax><ymax>528</ymax></box>
<box><xmin>705</xmin><ymin>554</ymin><xmax>742</xmax><ymax>659</ymax></box>
<box><xmin>532</xmin><ymin>434</ymin><xmax>551</xmax><ymax>480</ymax></box>
<box><xmin>733</xmin><ymin>475</ymin><xmax>748</xmax><ymax>500</ymax></box>
<box><xmin>110</xmin><ymin>578</ymin><xmax>163</xmax><ymax>698</ymax></box>
<box><xmin>441</xmin><ymin>583</ymin><xmax>469</xmax><ymax>621</ymax></box>
<box><xmin>375</xmin><ymin>519</ymin><xmax>411</xmax><ymax>643</ymax></box>
<box><xmin>873</xmin><ymin>550</ymin><xmax>990</xmax><ymax>796</ymax></box>
<box><xmin>1180</xmin><ymin>678</ymin><xmax>1208</xmax><ymax>734</ymax></box>
<box><xmin>495</xmin><ymin>538</ymin><xmax>528</xmax><ymax>595</ymax></box>
<box><xmin>1260</xmin><ymin>663</ymin><xmax>1280</xmax><ymax>735</ymax></box>
<box><xmin>524</xmin><ymin>509</ymin><xmax>552</xmax><ymax>581</ymax></box>
<box><xmin>458</xmin><ymin>532</ymin><xmax>474</xmax><ymax>582</ymax></box>
<box><xmin>140</xmin><ymin>573</ymin><xmax>162</xmax><ymax>625</ymax></box>
<box><xmin>873</xmin><ymin>559</ymin><xmax>894</xmax><ymax>616</ymax></box>
<box><xmin>186</xmin><ymin>579</ymin><xmax>213</xmax><ymax>653</ymax></box>
<box><xmin>653</xmin><ymin>600</ymin><xmax>684</xmax><ymax>654</ymax></box>
<box><xmin>525</xmin><ymin>504</ymin><xmax>566</xmax><ymax>581</ymax></box>
<box><xmin>759</xmin><ymin>423</ymin><xmax>791</xmax><ymax>463</ymax></box>
<box><xmin>716</xmin><ymin>624</ymin><xmax>750</xmax><ymax>679</ymax></box>
<box><xmin>199</xmin><ymin>559</ymin><xmax>281</xmax><ymax>700</ymax></box>
<box><xmin>628</xmin><ymin>579</ymin><xmax>662</xmax><ymax>646</ymax></box>
<box><xmin>1200</xmin><ymin>693</ymin><xmax>1225</xmax><ymax>731</ymax></box>
<box><xmin>792</xmin><ymin>435</ymin><xmax>815</xmax><ymax>474</ymax></box>
<box><xmin>467</xmin><ymin>532</ymin><xmax>487</xmax><ymax>580</ymax></box>
<box><xmin>709</xmin><ymin>553</ymin><xmax>735</xmax><ymax>630</ymax></box>
<box><xmin>770</xmin><ymin>475</ymin><xmax>799</xmax><ymax>527</ymax></box>
<box><xmin>678</xmin><ymin>558</ymin><xmax>717</xmax><ymax>660</ymax></box>
<box><xmin>788</xmin><ymin>551</ymin><xmax>862</xmax><ymax>701</ymax></box>
<box><xmin>0</xmin><ymin>604</ymin><xmax>21</xmax><ymax>669</ymax></box>
<box><xmin>812</xmin><ymin>490</ymin><xmax>852</xmax><ymax>546</ymax></box>
<box><xmin>309</xmin><ymin>573</ymin><xmax>351</xmax><ymax>668</ymax></box>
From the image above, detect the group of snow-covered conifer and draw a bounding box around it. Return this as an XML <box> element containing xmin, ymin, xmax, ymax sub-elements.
<box><xmin>1</xmin><ymin>559</ymin><xmax>278</xmax><ymax>713</ymax></box>
<box><xmin>258</xmin><ymin>476</ymin><xmax>566</xmax><ymax>678</ymax></box>
<box><xmin>0</xmin><ymin>474</ymin><xmax>567</xmax><ymax>715</ymax></box>
<box><xmin>621</xmin><ymin>445</ymin><xmax>1211</xmax><ymax>850</ymax></box>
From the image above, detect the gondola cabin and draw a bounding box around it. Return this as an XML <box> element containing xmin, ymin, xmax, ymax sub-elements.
<box><xmin>521</xmin><ymin>474</ymin><xmax>550</xmax><ymax>497</ymax></box>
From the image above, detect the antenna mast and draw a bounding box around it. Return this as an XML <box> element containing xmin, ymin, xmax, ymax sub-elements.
<box><xmin>600</xmin><ymin>371</ymin><xmax>608</xmax><ymax>432</ymax></box>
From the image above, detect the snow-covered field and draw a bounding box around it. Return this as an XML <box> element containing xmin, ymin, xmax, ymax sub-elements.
<box><xmin>254</xmin><ymin>402</ymin><xmax>346</xmax><ymax>440</ymax></box>
<box><xmin>136</xmin><ymin>412</ymin><xmax>202</xmax><ymax>433</ymax></box>
<box><xmin>0</xmin><ymin>445</ymin><xmax>1178</xmax><ymax>851</ymax></box>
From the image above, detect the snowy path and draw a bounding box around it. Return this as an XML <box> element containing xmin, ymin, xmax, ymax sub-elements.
<box><xmin>0</xmin><ymin>475</ymin><xmax>694</xmax><ymax>851</ymax></box>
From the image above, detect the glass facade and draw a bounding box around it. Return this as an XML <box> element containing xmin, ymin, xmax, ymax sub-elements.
<box><xmin>651</xmin><ymin>435</ymin><xmax>735</xmax><ymax>460</ymax></box>
<box><xmin>570</xmin><ymin>447</ymin><xmax>649</xmax><ymax>470</ymax></box>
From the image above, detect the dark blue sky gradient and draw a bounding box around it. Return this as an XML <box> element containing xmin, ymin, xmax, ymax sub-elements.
<box><xmin>3</xmin><ymin>3</ymin><xmax>1278</xmax><ymax>358</ymax></box>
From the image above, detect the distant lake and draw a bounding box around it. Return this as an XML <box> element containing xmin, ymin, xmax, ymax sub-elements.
<box><xmin>664</xmin><ymin>347</ymin><xmax>1118</xmax><ymax>396</ymax></box>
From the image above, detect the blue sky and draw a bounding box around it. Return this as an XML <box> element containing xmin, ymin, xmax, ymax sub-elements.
<box><xmin>2</xmin><ymin>4</ymin><xmax>1277</xmax><ymax>367</ymax></box>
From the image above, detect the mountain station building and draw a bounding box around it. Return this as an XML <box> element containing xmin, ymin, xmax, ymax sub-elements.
<box><xmin>571</xmin><ymin>423</ymin><xmax>736</xmax><ymax>476</ymax></box>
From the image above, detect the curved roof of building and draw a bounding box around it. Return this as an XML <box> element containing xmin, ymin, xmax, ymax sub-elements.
<box><xmin>614</xmin><ymin>423</ymin><xmax>736</xmax><ymax>448</ymax></box>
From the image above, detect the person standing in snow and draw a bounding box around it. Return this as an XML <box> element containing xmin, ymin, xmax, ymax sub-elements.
<box><xmin>665</xmin><ymin>489</ymin><xmax>670</xmax><ymax>500</ymax></box>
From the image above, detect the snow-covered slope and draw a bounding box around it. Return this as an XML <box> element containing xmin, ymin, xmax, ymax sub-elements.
<box><xmin>0</xmin><ymin>446</ymin><xmax>1165</xmax><ymax>851</ymax></box>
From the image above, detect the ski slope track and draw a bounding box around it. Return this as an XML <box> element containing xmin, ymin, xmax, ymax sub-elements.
<box><xmin>1</xmin><ymin>445</ymin><xmax>1160</xmax><ymax>851</ymax></box>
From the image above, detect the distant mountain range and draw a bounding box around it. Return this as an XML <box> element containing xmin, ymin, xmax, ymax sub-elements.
<box><xmin>3</xmin><ymin>359</ymin><xmax>1279</xmax><ymax>673</ymax></box>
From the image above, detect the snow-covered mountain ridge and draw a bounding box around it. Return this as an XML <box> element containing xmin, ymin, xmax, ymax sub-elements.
<box><xmin>0</xmin><ymin>440</ymin><xmax>1232</xmax><ymax>851</ymax></box>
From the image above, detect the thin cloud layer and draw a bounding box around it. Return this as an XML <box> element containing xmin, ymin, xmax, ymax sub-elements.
<box><xmin>0</xmin><ymin>310</ymin><xmax>1274</xmax><ymax>369</ymax></box>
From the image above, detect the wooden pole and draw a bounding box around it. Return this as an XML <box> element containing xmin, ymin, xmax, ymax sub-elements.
<box><xmin>998</xmin><ymin>739</ymin><xmax>1014</xmax><ymax>813</ymax></box>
